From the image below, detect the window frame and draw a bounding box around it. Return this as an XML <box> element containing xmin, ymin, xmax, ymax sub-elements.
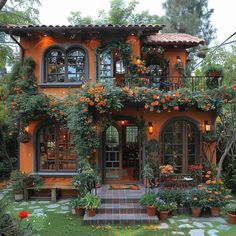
<box><xmin>42</xmin><ymin>45</ymin><xmax>89</xmax><ymax>87</ymax></box>
<box><xmin>35</xmin><ymin>121</ymin><xmax>77</xmax><ymax>173</ymax></box>
<box><xmin>160</xmin><ymin>118</ymin><xmax>200</xmax><ymax>173</ymax></box>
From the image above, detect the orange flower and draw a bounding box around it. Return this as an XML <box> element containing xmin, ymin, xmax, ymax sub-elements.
<box><xmin>175</xmin><ymin>91</ymin><xmax>180</xmax><ymax>97</ymax></box>
<box><xmin>95</xmin><ymin>97</ymin><xmax>100</xmax><ymax>102</ymax></box>
<box><xmin>85</xmin><ymin>98</ymin><xmax>91</xmax><ymax>103</ymax></box>
<box><xmin>211</xmin><ymin>180</ymin><xmax>216</xmax><ymax>184</ymax></box>
<box><xmin>144</xmin><ymin>104</ymin><xmax>149</xmax><ymax>109</ymax></box>
<box><xmin>153</xmin><ymin>95</ymin><xmax>158</xmax><ymax>100</ymax></box>
<box><xmin>129</xmin><ymin>90</ymin><xmax>134</xmax><ymax>97</ymax></box>
<box><xmin>165</xmin><ymin>95</ymin><xmax>171</xmax><ymax>100</ymax></box>
<box><xmin>89</xmin><ymin>101</ymin><xmax>94</xmax><ymax>106</ymax></box>
<box><xmin>205</xmin><ymin>174</ymin><xmax>210</xmax><ymax>178</ymax></box>
<box><xmin>143</xmin><ymin>88</ymin><xmax>148</xmax><ymax>94</ymax></box>
<box><xmin>206</xmin><ymin>180</ymin><xmax>211</xmax><ymax>185</ymax></box>
<box><xmin>219</xmin><ymin>180</ymin><xmax>224</xmax><ymax>185</ymax></box>
<box><xmin>88</xmin><ymin>88</ymin><xmax>94</xmax><ymax>94</ymax></box>
<box><xmin>60</xmin><ymin>112</ymin><xmax>64</xmax><ymax>116</ymax></box>
<box><xmin>82</xmin><ymin>108</ymin><xmax>87</xmax><ymax>113</ymax></box>
<box><xmin>160</xmin><ymin>98</ymin><xmax>165</xmax><ymax>103</ymax></box>
<box><xmin>208</xmin><ymin>198</ymin><xmax>213</xmax><ymax>202</ymax></box>
<box><xmin>198</xmin><ymin>184</ymin><xmax>203</xmax><ymax>188</ymax></box>
<box><xmin>96</xmin><ymin>83</ymin><xmax>102</xmax><ymax>87</ymax></box>
<box><xmin>123</xmin><ymin>87</ymin><xmax>129</xmax><ymax>93</ymax></box>
<box><xmin>214</xmin><ymin>191</ymin><xmax>219</xmax><ymax>195</ymax></box>
<box><xmin>80</xmin><ymin>97</ymin><xmax>85</xmax><ymax>102</ymax></box>
<box><xmin>207</xmin><ymin>171</ymin><xmax>211</xmax><ymax>175</ymax></box>
<box><xmin>134</xmin><ymin>86</ymin><xmax>139</xmax><ymax>91</ymax></box>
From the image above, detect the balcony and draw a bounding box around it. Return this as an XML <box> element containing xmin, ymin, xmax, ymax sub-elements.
<box><xmin>101</xmin><ymin>76</ymin><xmax>223</xmax><ymax>92</ymax></box>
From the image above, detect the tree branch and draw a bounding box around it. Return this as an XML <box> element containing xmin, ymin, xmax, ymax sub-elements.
<box><xmin>0</xmin><ymin>0</ymin><xmax>8</xmax><ymax>11</ymax></box>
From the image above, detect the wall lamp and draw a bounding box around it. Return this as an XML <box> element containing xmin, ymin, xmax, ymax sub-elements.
<box><xmin>205</xmin><ymin>121</ymin><xmax>211</xmax><ymax>132</ymax></box>
<box><xmin>148</xmin><ymin>122</ymin><xmax>154</xmax><ymax>134</ymax></box>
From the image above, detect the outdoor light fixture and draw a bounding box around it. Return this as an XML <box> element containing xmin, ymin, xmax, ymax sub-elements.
<box><xmin>205</xmin><ymin>121</ymin><xmax>211</xmax><ymax>132</ymax></box>
<box><xmin>148</xmin><ymin>122</ymin><xmax>154</xmax><ymax>134</ymax></box>
<box><xmin>24</xmin><ymin>126</ymin><xmax>29</xmax><ymax>133</ymax></box>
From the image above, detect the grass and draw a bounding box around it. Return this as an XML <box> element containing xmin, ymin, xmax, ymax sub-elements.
<box><xmin>2</xmin><ymin>193</ymin><xmax>236</xmax><ymax>236</ymax></box>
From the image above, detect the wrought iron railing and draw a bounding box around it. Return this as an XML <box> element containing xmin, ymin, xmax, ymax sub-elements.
<box><xmin>124</xmin><ymin>76</ymin><xmax>224</xmax><ymax>92</ymax></box>
<box><xmin>99</xmin><ymin>76</ymin><xmax>224</xmax><ymax>92</ymax></box>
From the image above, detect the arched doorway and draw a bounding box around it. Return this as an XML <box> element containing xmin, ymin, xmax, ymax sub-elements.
<box><xmin>161</xmin><ymin>118</ymin><xmax>200</xmax><ymax>173</ymax></box>
<box><xmin>104</xmin><ymin>121</ymin><xmax>140</xmax><ymax>182</ymax></box>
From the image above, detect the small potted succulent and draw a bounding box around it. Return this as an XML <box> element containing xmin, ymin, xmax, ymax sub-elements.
<box><xmin>139</xmin><ymin>192</ymin><xmax>156</xmax><ymax>216</ymax></box>
<box><xmin>70</xmin><ymin>197</ymin><xmax>85</xmax><ymax>217</ymax></box>
<box><xmin>80</xmin><ymin>193</ymin><xmax>101</xmax><ymax>217</ymax></box>
<box><xmin>225</xmin><ymin>201</ymin><xmax>236</xmax><ymax>224</ymax></box>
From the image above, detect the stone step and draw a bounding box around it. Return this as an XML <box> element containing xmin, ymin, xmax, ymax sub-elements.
<box><xmin>101</xmin><ymin>197</ymin><xmax>140</xmax><ymax>204</ymax></box>
<box><xmin>98</xmin><ymin>203</ymin><xmax>146</xmax><ymax>214</ymax></box>
<box><xmin>83</xmin><ymin>213</ymin><xmax>159</xmax><ymax>225</ymax></box>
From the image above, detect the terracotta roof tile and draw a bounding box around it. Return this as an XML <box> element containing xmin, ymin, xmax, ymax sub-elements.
<box><xmin>144</xmin><ymin>33</ymin><xmax>204</xmax><ymax>46</ymax></box>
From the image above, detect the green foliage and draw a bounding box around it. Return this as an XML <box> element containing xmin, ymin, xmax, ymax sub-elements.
<box><xmin>80</xmin><ymin>193</ymin><xmax>101</xmax><ymax>210</ymax></box>
<box><xmin>70</xmin><ymin>197</ymin><xmax>83</xmax><ymax>209</ymax></box>
<box><xmin>188</xmin><ymin>188</ymin><xmax>208</xmax><ymax>208</ymax></box>
<box><xmin>223</xmin><ymin>155</ymin><xmax>236</xmax><ymax>193</ymax></box>
<box><xmin>155</xmin><ymin>199</ymin><xmax>177</xmax><ymax>211</ymax></box>
<box><xmin>157</xmin><ymin>189</ymin><xmax>189</xmax><ymax>207</ymax></box>
<box><xmin>225</xmin><ymin>201</ymin><xmax>236</xmax><ymax>214</ymax></box>
<box><xmin>67</xmin><ymin>11</ymin><xmax>92</xmax><ymax>25</ymax></box>
<box><xmin>202</xmin><ymin>129</ymin><xmax>218</xmax><ymax>142</ymax></box>
<box><xmin>142</xmin><ymin>163</ymin><xmax>154</xmax><ymax>180</ymax></box>
<box><xmin>139</xmin><ymin>191</ymin><xmax>156</xmax><ymax>207</ymax></box>
<box><xmin>163</xmin><ymin>0</ymin><xmax>215</xmax><ymax>44</ymax></box>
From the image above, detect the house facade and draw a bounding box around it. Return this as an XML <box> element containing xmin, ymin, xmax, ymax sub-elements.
<box><xmin>1</xmin><ymin>24</ymin><xmax>220</xmax><ymax>184</ymax></box>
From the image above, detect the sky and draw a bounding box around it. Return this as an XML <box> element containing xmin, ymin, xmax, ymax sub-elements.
<box><xmin>39</xmin><ymin>0</ymin><xmax>236</xmax><ymax>45</ymax></box>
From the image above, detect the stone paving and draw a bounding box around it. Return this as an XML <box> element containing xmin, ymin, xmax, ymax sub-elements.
<box><xmin>0</xmin><ymin>186</ymin><xmax>235</xmax><ymax>235</ymax></box>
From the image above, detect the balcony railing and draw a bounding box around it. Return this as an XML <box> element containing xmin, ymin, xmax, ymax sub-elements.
<box><xmin>100</xmin><ymin>76</ymin><xmax>224</xmax><ymax>92</ymax></box>
<box><xmin>125</xmin><ymin>76</ymin><xmax>224</xmax><ymax>92</ymax></box>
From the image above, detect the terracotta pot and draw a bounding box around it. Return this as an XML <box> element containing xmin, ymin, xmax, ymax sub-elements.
<box><xmin>75</xmin><ymin>207</ymin><xmax>85</xmax><ymax>217</ymax></box>
<box><xmin>159</xmin><ymin>211</ymin><xmax>169</xmax><ymax>220</ymax></box>
<box><xmin>227</xmin><ymin>212</ymin><xmax>236</xmax><ymax>224</ymax></box>
<box><xmin>191</xmin><ymin>207</ymin><xmax>201</xmax><ymax>217</ymax></box>
<box><xmin>87</xmin><ymin>209</ymin><xmax>96</xmax><ymax>217</ymax></box>
<box><xmin>146</xmin><ymin>205</ymin><xmax>156</xmax><ymax>216</ymax></box>
<box><xmin>211</xmin><ymin>206</ymin><xmax>220</xmax><ymax>217</ymax></box>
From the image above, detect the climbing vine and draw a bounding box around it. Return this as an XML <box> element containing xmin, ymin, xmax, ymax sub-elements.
<box><xmin>4</xmin><ymin>57</ymin><xmax>236</xmax><ymax>163</ymax></box>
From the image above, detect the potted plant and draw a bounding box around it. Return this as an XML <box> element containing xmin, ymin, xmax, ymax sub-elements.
<box><xmin>139</xmin><ymin>192</ymin><xmax>156</xmax><ymax>216</ymax></box>
<box><xmin>155</xmin><ymin>199</ymin><xmax>177</xmax><ymax>220</ymax></box>
<box><xmin>70</xmin><ymin>197</ymin><xmax>85</xmax><ymax>217</ymax></box>
<box><xmin>225</xmin><ymin>201</ymin><xmax>236</xmax><ymax>224</ymax></box>
<box><xmin>80</xmin><ymin>193</ymin><xmax>101</xmax><ymax>217</ymax></box>
<box><xmin>188</xmin><ymin>189</ymin><xmax>208</xmax><ymax>217</ymax></box>
<box><xmin>10</xmin><ymin>170</ymin><xmax>27</xmax><ymax>201</ymax></box>
<box><xmin>203</xmin><ymin>63</ymin><xmax>224</xmax><ymax>89</ymax></box>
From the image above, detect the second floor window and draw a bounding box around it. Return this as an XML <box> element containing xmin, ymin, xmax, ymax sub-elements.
<box><xmin>45</xmin><ymin>47</ymin><xmax>87</xmax><ymax>84</ymax></box>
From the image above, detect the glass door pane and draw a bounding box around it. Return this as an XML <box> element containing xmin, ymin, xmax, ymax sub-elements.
<box><xmin>105</xmin><ymin>126</ymin><xmax>120</xmax><ymax>178</ymax></box>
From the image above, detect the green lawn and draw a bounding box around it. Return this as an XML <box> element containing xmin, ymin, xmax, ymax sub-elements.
<box><xmin>2</xmin><ymin>193</ymin><xmax>236</xmax><ymax>236</ymax></box>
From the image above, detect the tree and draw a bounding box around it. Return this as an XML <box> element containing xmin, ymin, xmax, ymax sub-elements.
<box><xmin>67</xmin><ymin>0</ymin><xmax>164</xmax><ymax>25</ymax></box>
<box><xmin>216</xmin><ymin>103</ymin><xmax>236</xmax><ymax>182</ymax></box>
<box><xmin>162</xmin><ymin>0</ymin><xmax>215</xmax><ymax>44</ymax></box>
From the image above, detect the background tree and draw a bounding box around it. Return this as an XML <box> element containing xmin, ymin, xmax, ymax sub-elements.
<box><xmin>162</xmin><ymin>0</ymin><xmax>215</xmax><ymax>44</ymax></box>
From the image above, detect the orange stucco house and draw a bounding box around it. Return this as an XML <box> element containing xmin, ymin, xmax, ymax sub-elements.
<box><xmin>1</xmin><ymin>24</ymin><xmax>217</xmax><ymax>186</ymax></box>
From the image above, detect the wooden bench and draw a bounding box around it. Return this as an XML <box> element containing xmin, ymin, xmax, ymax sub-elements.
<box><xmin>24</xmin><ymin>185</ymin><xmax>77</xmax><ymax>202</ymax></box>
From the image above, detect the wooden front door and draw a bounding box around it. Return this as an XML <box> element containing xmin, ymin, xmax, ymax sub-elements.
<box><xmin>104</xmin><ymin>123</ymin><xmax>140</xmax><ymax>182</ymax></box>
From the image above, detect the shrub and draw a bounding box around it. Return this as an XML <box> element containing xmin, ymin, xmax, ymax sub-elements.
<box><xmin>139</xmin><ymin>192</ymin><xmax>156</xmax><ymax>207</ymax></box>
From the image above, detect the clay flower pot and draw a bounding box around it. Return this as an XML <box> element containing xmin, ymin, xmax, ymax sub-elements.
<box><xmin>75</xmin><ymin>207</ymin><xmax>85</xmax><ymax>217</ymax></box>
<box><xmin>211</xmin><ymin>206</ymin><xmax>220</xmax><ymax>217</ymax></box>
<box><xmin>87</xmin><ymin>209</ymin><xmax>96</xmax><ymax>217</ymax></box>
<box><xmin>159</xmin><ymin>211</ymin><xmax>169</xmax><ymax>220</ymax></box>
<box><xmin>191</xmin><ymin>207</ymin><xmax>201</xmax><ymax>217</ymax></box>
<box><xmin>146</xmin><ymin>205</ymin><xmax>156</xmax><ymax>216</ymax></box>
<box><xmin>227</xmin><ymin>212</ymin><xmax>236</xmax><ymax>224</ymax></box>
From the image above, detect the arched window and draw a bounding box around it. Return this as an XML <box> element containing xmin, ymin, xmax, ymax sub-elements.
<box><xmin>37</xmin><ymin>122</ymin><xmax>76</xmax><ymax>171</ymax></box>
<box><xmin>161</xmin><ymin>119</ymin><xmax>199</xmax><ymax>173</ymax></box>
<box><xmin>46</xmin><ymin>49</ymin><xmax>65</xmax><ymax>83</ymax></box>
<box><xmin>45</xmin><ymin>47</ymin><xmax>88</xmax><ymax>84</ymax></box>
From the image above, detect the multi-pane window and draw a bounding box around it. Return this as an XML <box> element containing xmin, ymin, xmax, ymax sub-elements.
<box><xmin>37</xmin><ymin>123</ymin><xmax>76</xmax><ymax>171</ymax></box>
<box><xmin>161</xmin><ymin>120</ymin><xmax>199</xmax><ymax>173</ymax></box>
<box><xmin>98</xmin><ymin>50</ymin><xmax>113</xmax><ymax>81</ymax></box>
<box><xmin>45</xmin><ymin>47</ymin><xmax>87</xmax><ymax>84</ymax></box>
